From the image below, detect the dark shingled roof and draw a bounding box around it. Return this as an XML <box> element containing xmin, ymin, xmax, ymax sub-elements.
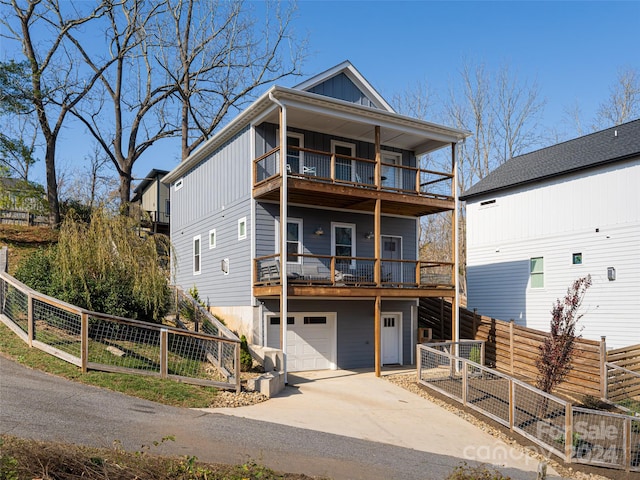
<box><xmin>460</xmin><ymin>118</ymin><xmax>640</xmax><ymax>201</ymax></box>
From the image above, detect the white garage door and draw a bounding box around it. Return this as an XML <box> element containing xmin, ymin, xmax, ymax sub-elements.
<box><xmin>267</xmin><ymin>313</ymin><xmax>336</xmax><ymax>371</ymax></box>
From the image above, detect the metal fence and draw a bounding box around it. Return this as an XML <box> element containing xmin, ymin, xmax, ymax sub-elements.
<box><xmin>0</xmin><ymin>271</ymin><xmax>241</xmax><ymax>392</ymax></box>
<box><xmin>417</xmin><ymin>343</ymin><xmax>640</xmax><ymax>472</ymax></box>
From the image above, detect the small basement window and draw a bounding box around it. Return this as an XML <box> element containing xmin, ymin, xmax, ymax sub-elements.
<box><xmin>304</xmin><ymin>316</ymin><xmax>327</xmax><ymax>324</ymax></box>
<box><xmin>572</xmin><ymin>253</ymin><xmax>582</xmax><ymax>265</ymax></box>
<box><xmin>269</xmin><ymin>317</ymin><xmax>295</xmax><ymax>325</ymax></box>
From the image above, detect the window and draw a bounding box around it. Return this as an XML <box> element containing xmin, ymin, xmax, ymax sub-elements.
<box><xmin>209</xmin><ymin>229</ymin><xmax>216</xmax><ymax>249</ymax></box>
<box><xmin>277</xmin><ymin>131</ymin><xmax>305</xmax><ymax>175</ymax></box>
<box><xmin>238</xmin><ymin>217</ymin><xmax>247</xmax><ymax>240</ymax></box>
<box><xmin>165</xmin><ymin>199</ymin><xmax>170</xmax><ymax>216</ymax></box>
<box><xmin>304</xmin><ymin>316</ymin><xmax>327</xmax><ymax>324</ymax></box>
<box><xmin>572</xmin><ymin>253</ymin><xmax>582</xmax><ymax>265</ymax></box>
<box><xmin>530</xmin><ymin>257</ymin><xmax>544</xmax><ymax>288</ymax></box>
<box><xmin>275</xmin><ymin>218</ymin><xmax>303</xmax><ymax>263</ymax></box>
<box><xmin>193</xmin><ymin>235</ymin><xmax>201</xmax><ymax>275</ymax></box>
<box><xmin>331</xmin><ymin>140</ymin><xmax>356</xmax><ymax>182</ymax></box>
<box><xmin>174</xmin><ymin>178</ymin><xmax>183</xmax><ymax>191</ymax></box>
<box><xmin>381</xmin><ymin>151</ymin><xmax>402</xmax><ymax>188</ymax></box>
<box><xmin>287</xmin><ymin>219</ymin><xmax>302</xmax><ymax>263</ymax></box>
<box><xmin>269</xmin><ymin>317</ymin><xmax>294</xmax><ymax>325</ymax></box>
<box><xmin>332</xmin><ymin>222</ymin><xmax>355</xmax><ymax>268</ymax></box>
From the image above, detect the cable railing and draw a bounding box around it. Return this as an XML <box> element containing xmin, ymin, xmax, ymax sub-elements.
<box><xmin>253</xmin><ymin>145</ymin><xmax>453</xmax><ymax>199</ymax></box>
<box><xmin>254</xmin><ymin>254</ymin><xmax>454</xmax><ymax>289</ymax></box>
<box><xmin>0</xmin><ymin>271</ymin><xmax>241</xmax><ymax>392</ymax></box>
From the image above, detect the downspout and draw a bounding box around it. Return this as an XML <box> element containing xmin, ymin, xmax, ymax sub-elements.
<box><xmin>269</xmin><ymin>92</ymin><xmax>288</xmax><ymax>384</ymax></box>
<box><xmin>453</xmin><ymin>142</ymin><xmax>460</xmax><ymax>353</ymax></box>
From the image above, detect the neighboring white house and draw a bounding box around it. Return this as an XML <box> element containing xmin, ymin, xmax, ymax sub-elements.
<box><xmin>460</xmin><ymin>120</ymin><xmax>640</xmax><ymax>349</ymax></box>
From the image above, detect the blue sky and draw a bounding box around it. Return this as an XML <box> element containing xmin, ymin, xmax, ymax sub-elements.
<box><xmin>13</xmin><ymin>0</ymin><xmax>640</xmax><ymax>187</ymax></box>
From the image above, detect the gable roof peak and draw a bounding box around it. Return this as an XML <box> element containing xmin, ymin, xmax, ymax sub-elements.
<box><xmin>293</xmin><ymin>60</ymin><xmax>395</xmax><ymax>112</ymax></box>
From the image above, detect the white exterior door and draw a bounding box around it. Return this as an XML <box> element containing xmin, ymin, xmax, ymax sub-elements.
<box><xmin>266</xmin><ymin>313</ymin><xmax>337</xmax><ymax>371</ymax></box>
<box><xmin>381</xmin><ymin>313</ymin><xmax>401</xmax><ymax>365</ymax></box>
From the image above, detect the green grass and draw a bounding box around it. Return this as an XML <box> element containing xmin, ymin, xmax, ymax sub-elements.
<box><xmin>0</xmin><ymin>321</ymin><xmax>218</xmax><ymax>408</ymax></box>
<box><xmin>1</xmin><ymin>434</ymin><xmax>320</xmax><ymax>480</ymax></box>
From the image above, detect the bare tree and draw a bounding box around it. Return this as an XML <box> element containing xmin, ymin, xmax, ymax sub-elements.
<box><xmin>69</xmin><ymin>0</ymin><xmax>304</xmax><ymax>207</ymax></box>
<box><xmin>595</xmin><ymin>67</ymin><xmax>640</xmax><ymax>128</ymax></box>
<box><xmin>394</xmin><ymin>61</ymin><xmax>546</xmax><ymax>293</ymax></box>
<box><xmin>61</xmin><ymin>143</ymin><xmax>118</xmax><ymax>210</ymax></box>
<box><xmin>66</xmin><ymin>0</ymin><xmax>176</xmax><ymax>208</ymax></box>
<box><xmin>155</xmin><ymin>0</ymin><xmax>306</xmax><ymax>160</ymax></box>
<box><xmin>1</xmin><ymin>0</ymin><xmax>113</xmax><ymax>225</ymax></box>
<box><xmin>392</xmin><ymin>78</ymin><xmax>436</xmax><ymax>119</ymax></box>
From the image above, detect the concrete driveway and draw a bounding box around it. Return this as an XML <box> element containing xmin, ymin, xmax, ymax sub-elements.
<box><xmin>207</xmin><ymin>368</ymin><xmax>564</xmax><ymax>478</ymax></box>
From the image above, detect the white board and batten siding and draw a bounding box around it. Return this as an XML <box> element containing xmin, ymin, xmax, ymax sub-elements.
<box><xmin>170</xmin><ymin>126</ymin><xmax>254</xmax><ymax>307</ymax></box>
<box><xmin>466</xmin><ymin>158</ymin><xmax>640</xmax><ymax>349</ymax></box>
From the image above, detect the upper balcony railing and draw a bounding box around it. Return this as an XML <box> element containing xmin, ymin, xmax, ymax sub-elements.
<box><xmin>254</xmin><ymin>146</ymin><xmax>453</xmax><ymax>200</ymax></box>
<box><xmin>254</xmin><ymin>253</ymin><xmax>454</xmax><ymax>290</ymax></box>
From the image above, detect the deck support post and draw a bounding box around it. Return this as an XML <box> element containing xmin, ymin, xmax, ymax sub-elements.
<box><xmin>451</xmin><ymin>142</ymin><xmax>459</xmax><ymax>349</ymax></box>
<box><xmin>375</xmin><ymin>295</ymin><xmax>381</xmax><ymax>377</ymax></box>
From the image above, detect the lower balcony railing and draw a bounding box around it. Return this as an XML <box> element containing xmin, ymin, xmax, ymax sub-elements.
<box><xmin>254</xmin><ymin>254</ymin><xmax>454</xmax><ymax>289</ymax></box>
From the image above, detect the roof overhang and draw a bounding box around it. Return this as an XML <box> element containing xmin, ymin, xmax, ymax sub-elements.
<box><xmin>163</xmin><ymin>86</ymin><xmax>471</xmax><ymax>185</ymax></box>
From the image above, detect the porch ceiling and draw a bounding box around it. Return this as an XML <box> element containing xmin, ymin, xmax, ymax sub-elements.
<box><xmin>257</xmin><ymin>106</ymin><xmax>449</xmax><ymax>155</ymax></box>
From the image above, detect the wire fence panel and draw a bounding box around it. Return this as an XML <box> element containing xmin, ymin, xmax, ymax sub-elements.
<box><xmin>1</xmin><ymin>279</ymin><xmax>28</xmax><ymax>333</ymax></box>
<box><xmin>427</xmin><ymin>340</ymin><xmax>484</xmax><ymax>364</ymax></box>
<box><xmin>87</xmin><ymin>317</ymin><xmax>161</xmax><ymax>374</ymax></box>
<box><xmin>572</xmin><ymin>408</ymin><xmax>627</xmax><ymax>469</ymax></box>
<box><xmin>167</xmin><ymin>331</ymin><xmax>235</xmax><ymax>383</ymax></box>
<box><xmin>512</xmin><ymin>381</ymin><xmax>567</xmax><ymax>458</ymax></box>
<box><xmin>466</xmin><ymin>363</ymin><xmax>511</xmax><ymax>427</ymax></box>
<box><xmin>632</xmin><ymin>418</ymin><xmax>640</xmax><ymax>471</ymax></box>
<box><xmin>32</xmin><ymin>299</ymin><xmax>81</xmax><ymax>358</ymax></box>
<box><xmin>418</xmin><ymin>346</ymin><xmax>463</xmax><ymax>401</ymax></box>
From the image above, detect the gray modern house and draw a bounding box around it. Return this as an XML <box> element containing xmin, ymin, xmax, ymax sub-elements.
<box><xmin>163</xmin><ymin>61</ymin><xmax>469</xmax><ymax>374</ymax></box>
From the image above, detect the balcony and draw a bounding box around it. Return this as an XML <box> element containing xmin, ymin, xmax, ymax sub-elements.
<box><xmin>254</xmin><ymin>254</ymin><xmax>454</xmax><ymax>298</ymax></box>
<box><xmin>253</xmin><ymin>146</ymin><xmax>455</xmax><ymax>217</ymax></box>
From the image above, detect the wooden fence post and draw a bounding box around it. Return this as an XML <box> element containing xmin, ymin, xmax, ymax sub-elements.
<box><xmin>509</xmin><ymin>319</ymin><xmax>515</xmax><ymax>375</ymax></box>
<box><xmin>81</xmin><ymin>312</ymin><xmax>89</xmax><ymax>373</ymax></box>
<box><xmin>235</xmin><ymin>342</ymin><xmax>241</xmax><ymax>393</ymax></box>
<box><xmin>508</xmin><ymin>379</ymin><xmax>514</xmax><ymax>430</ymax></box>
<box><xmin>600</xmin><ymin>336</ymin><xmax>607</xmax><ymax>400</ymax></box>
<box><xmin>565</xmin><ymin>403</ymin><xmax>573</xmax><ymax>463</ymax></box>
<box><xmin>625</xmin><ymin>416</ymin><xmax>632</xmax><ymax>472</ymax></box>
<box><xmin>462</xmin><ymin>361</ymin><xmax>468</xmax><ymax>405</ymax></box>
<box><xmin>27</xmin><ymin>293</ymin><xmax>33</xmax><ymax>347</ymax></box>
<box><xmin>159</xmin><ymin>328</ymin><xmax>168</xmax><ymax>378</ymax></box>
<box><xmin>0</xmin><ymin>246</ymin><xmax>7</xmax><ymax>273</ymax></box>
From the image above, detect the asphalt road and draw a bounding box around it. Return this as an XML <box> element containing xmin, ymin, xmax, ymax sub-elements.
<box><xmin>1</xmin><ymin>356</ymin><xmax>541</xmax><ymax>480</ymax></box>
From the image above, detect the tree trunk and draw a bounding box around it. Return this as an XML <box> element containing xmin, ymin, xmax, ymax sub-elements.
<box><xmin>119</xmin><ymin>166</ymin><xmax>132</xmax><ymax>213</ymax></box>
<box><xmin>45</xmin><ymin>140</ymin><xmax>60</xmax><ymax>227</ymax></box>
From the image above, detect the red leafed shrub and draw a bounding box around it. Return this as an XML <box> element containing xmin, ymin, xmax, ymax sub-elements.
<box><xmin>536</xmin><ymin>275</ymin><xmax>592</xmax><ymax>393</ymax></box>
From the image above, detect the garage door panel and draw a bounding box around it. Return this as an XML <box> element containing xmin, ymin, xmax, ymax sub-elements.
<box><xmin>266</xmin><ymin>313</ymin><xmax>335</xmax><ymax>372</ymax></box>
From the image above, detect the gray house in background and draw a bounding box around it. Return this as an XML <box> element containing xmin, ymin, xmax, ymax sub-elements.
<box><xmin>132</xmin><ymin>169</ymin><xmax>170</xmax><ymax>235</ymax></box>
<box><xmin>163</xmin><ymin>61</ymin><xmax>469</xmax><ymax>374</ymax></box>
